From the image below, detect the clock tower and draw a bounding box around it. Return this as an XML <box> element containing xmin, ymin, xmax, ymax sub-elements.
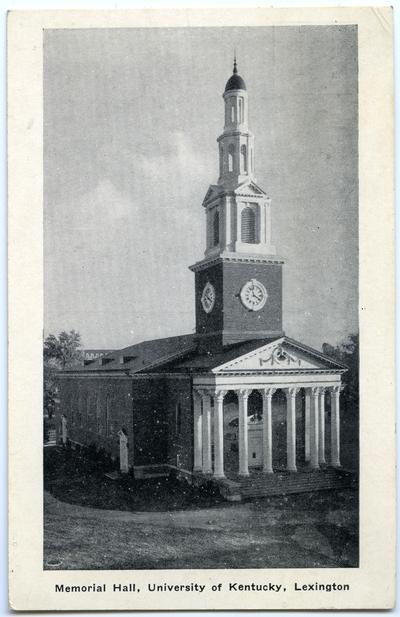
<box><xmin>190</xmin><ymin>59</ymin><xmax>285</xmax><ymax>350</ymax></box>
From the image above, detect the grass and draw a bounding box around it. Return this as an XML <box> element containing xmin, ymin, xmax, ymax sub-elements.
<box><xmin>44</xmin><ymin>448</ymin><xmax>359</xmax><ymax>570</ymax></box>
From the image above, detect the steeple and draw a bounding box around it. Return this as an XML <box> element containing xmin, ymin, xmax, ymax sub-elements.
<box><xmin>189</xmin><ymin>61</ymin><xmax>284</xmax><ymax>350</ymax></box>
<box><xmin>197</xmin><ymin>61</ymin><xmax>276</xmax><ymax>260</ymax></box>
<box><xmin>219</xmin><ymin>59</ymin><xmax>252</xmax><ymax>189</ymax></box>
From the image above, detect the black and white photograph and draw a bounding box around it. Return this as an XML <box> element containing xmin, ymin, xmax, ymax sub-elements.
<box><xmin>7</xmin><ymin>7</ymin><xmax>395</xmax><ymax>611</ymax></box>
<box><xmin>43</xmin><ymin>25</ymin><xmax>359</xmax><ymax>571</ymax></box>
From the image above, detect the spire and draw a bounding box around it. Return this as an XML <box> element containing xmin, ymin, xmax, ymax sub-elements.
<box><xmin>233</xmin><ymin>51</ymin><xmax>237</xmax><ymax>74</ymax></box>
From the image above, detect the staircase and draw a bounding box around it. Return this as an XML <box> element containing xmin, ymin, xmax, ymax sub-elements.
<box><xmin>218</xmin><ymin>467</ymin><xmax>354</xmax><ymax>501</ymax></box>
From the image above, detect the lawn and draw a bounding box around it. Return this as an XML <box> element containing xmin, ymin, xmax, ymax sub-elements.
<box><xmin>44</xmin><ymin>448</ymin><xmax>359</xmax><ymax>570</ymax></box>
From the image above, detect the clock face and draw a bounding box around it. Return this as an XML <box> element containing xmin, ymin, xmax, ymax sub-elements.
<box><xmin>201</xmin><ymin>282</ymin><xmax>216</xmax><ymax>313</ymax></box>
<box><xmin>240</xmin><ymin>279</ymin><xmax>268</xmax><ymax>311</ymax></box>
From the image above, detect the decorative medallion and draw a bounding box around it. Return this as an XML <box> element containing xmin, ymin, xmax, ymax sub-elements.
<box><xmin>201</xmin><ymin>282</ymin><xmax>216</xmax><ymax>313</ymax></box>
<box><xmin>240</xmin><ymin>278</ymin><xmax>267</xmax><ymax>311</ymax></box>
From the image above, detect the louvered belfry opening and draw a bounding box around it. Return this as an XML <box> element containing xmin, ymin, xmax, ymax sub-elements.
<box><xmin>241</xmin><ymin>206</ymin><xmax>258</xmax><ymax>243</ymax></box>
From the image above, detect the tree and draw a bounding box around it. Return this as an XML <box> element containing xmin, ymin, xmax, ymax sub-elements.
<box><xmin>44</xmin><ymin>329</ymin><xmax>82</xmax><ymax>369</ymax></box>
<box><xmin>43</xmin><ymin>330</ymin><xmax>83</xmax><ymax>417</ymax></box>
<box><xmin>322</xmin><ymin>332</ymin><xmax>359</xmax><ymax>410</ymax></box>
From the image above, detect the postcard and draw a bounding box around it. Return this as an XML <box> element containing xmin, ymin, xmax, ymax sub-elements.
<box><xmin>8</xmin><ymin>7</ymin><xmax>395</xmax><ymax>610</ymax></box>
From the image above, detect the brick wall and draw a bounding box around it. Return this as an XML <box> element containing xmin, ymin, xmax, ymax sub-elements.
<box><xmin>57</xmin><ymin>376</ymin><xmax>134</xmax><ymax>466</ymax></box>
<box><xmin>195</xmin><ymin>260</ymin><xmax>283</xmax><ymax>346</ymax></box>
<box><xmin>164</xmin><ymin>376</ymin><xmax>193</xmax><ymax>472</ymax></box>
<box><xmin>131</xmin><ymin>377</ymin><xmax>168</xmax><ymax>466</ymax></box>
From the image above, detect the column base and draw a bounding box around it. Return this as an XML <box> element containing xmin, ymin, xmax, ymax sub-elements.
<box><xmin>202</xmin><ymin>468</ymin><xmax>213</xmax><ymax>475</ymax></box>
<box><xmin>286</xmin><ymin>465</ymin><xmax>297</xmax><ymax>472</ymax></box>
<box><xmin>309</xmin><ymin>463</ymin><xmax>320</xmax><ymax>470</ymax></box>
<box><xmin>239</xmin><ymin>470</ymin><xmax>250</xmax><ymax>477</ymax></box>
<box><xmin>318</xmin><ymin>459</ymin><xmax>327</xmax><ymax>465</ymax></box>
<box><xmin>193</xmin><ymin>466</ymin><xmax>203</xmax><ymax>473</ymax></box>
<box><xmin>213</xmin><ymin>473</ymin><xmax>226</xmax><ymax>479</ymax></box>
<box><xmin>331</xmin><ymin>461</ymin><xmax>341</xmax><ymax>468</ymax></box>
<box><xmin>262</xmin><ymin>467</ymin><xmax>273</xmax><ymax>474</ymax></box>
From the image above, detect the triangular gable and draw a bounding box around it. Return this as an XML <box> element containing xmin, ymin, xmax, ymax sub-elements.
<box><xmin>234</xmin><ymin>180</ymin><xmax>267</xmax><ymax>198</ymax></box>
<box><xmin>213</xmin><ymin>337</ymin><xmax>346</xmax><ymax>373</ymax></box>
<box><xmin>202</xmin><ymin>184</ymin><xmax>223</xmax><ymax>206</ymax></box>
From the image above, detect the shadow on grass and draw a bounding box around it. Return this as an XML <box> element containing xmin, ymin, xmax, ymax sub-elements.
<box><xmin>44</xmin><ymin>447</ymin><xmax>227</xmax><ymax>512</ymax></box>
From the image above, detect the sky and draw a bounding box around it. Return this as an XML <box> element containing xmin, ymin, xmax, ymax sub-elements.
<box><xmin>44</xmin><ymin>25</ymin><xmax>358</xmax><ymax>351</ymax></box>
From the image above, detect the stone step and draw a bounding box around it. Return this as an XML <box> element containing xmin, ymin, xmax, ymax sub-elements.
<box><xmin>234</xmin><ymin>469</ymin><xmax>352</xmax><ymax>498</ymax></box>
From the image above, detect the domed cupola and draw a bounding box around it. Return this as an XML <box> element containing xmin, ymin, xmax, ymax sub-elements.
<box><xmin>224</xmin><ymin>57</ymin><xmax>246</xmax><ymax>92</ymax></box>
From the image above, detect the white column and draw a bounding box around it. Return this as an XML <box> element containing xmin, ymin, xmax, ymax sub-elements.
<box><xmin>201</xmin><ymin>391</ymin><xmax>212</xmax><ymax>474</ymax></box>
<box><xmin>286</xmin><ymin>387</ymin><xmax>298</xmax><ymax>472</ymax></box>
<box><xmin>213</xmin><ymin>390</ymin><xmax>225</xmax><ymax>479</ymax></box>
<box><xmin>330</xmin><ymin>386</ymin><xmax>341</xmax><ymax>467</ymax></box>
<box><xmin>61</xmin><ymin>414</ymin><xmax>68</xmax><ymax>445</ymax></box>
<box><xmin>318</xmin><ymin>388</ymin><xmax>326</xmax><ymax>464</ymax></box>
<box><xmin>261</xmin><ymin>388</ymin><xmax>275</xmax><ymax>473</ymax></box>
<box><xmin>118</xmin><ymin>430</ymin><xmax>129</xmax><ymax>474</ymax></box>
<box><xmin>310</xmin><ymin>387</ymin><xmax>320</xmax><ymax>469</ymax></box>
<box><xmin>304</xmin><ymin>389</ymin><xmax>311</xmax><ymax>462</ymax></box>
<box><xmin>193</xmin><ymin>391</ymin><xmax>203</xmax><ymax>472</ymax></box>
<box><xmin>238</xmin><ymin>389</ymin><xmax>250</xmax><ymax>476</ymax></box>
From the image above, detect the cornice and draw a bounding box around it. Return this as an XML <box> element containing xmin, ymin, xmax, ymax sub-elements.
<box><xmin>189</xmin><ymin>253</ymin><xmax>285</xmax><ymax>272</ymax></box>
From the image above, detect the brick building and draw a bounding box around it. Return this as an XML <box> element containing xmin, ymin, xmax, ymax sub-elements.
<box><xmin>57</xmin><ymin>61</ymin><xmax>347</xmax><ymax>498</ymax></box>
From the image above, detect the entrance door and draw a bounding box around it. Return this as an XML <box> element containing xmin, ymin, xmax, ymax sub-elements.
<box><xmin>248</xmin><ymin>425</ymin><xmax>263</xmax><ymax>467</ymax></box>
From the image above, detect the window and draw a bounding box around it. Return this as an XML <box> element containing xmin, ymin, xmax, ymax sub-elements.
<box><xmin>86</xmin><ymin>394</ymin><xmax>91</xmax><ymax>426</ymax></box>
<box><xmin>239</xmin><ymin>97</ymin><xmax>244</xmax><ymax>122</ymax></box>
<box><xmin>77</xmin><ymin>393</ymin><xmax>84</xmax><ymax>427</ymax></box>
<box><xmin>240</xmin><ymin>144</ymin><xmax>247</xmax><ymax>173</ymax></box>
<box><xmin>228</xmin><ymin>144</ymin><xmax>234</xmax><ymax>172</ymax></box>
<box><xmin>175</xmin><ymin>402</ymin><xmax>182</xmax><ymax>435</ymax></box>
<box><xmin>230</xmin><ymin>100</ymin><xmax>235</xmax><ymax>123</ymax></box>
<box><xmin>241</xmin><ymin>206</ymin><xmax>258</xmax><ymax>243</ymax></box>
<box><xmin>106</xmin><ymin>396</ymin><xmax>112</xmax><ymax>437</ymax></box>
<box><xmin>213</xmin><ymin>210</ymin><xmax>220</xmax><ymax>246</ymax></box>
<box><xmin>96</xmin><ymin>395</ymin><xmax>101</xmax><ymax>434</ymax></box>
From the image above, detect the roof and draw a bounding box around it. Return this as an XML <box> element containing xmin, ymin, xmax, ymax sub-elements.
<box><xmin>61</xmin><ymin>334</ymin><xmax>197</xmax><ymax>374</ymax></box>
<box><xmin>225</xmin><ymin>73</ymin><xmax>246</xmax><ymax>92</ymax></box>
<box><xmin>59</xmin><ymin>334</ymin><xmax>347</xmax><ymax>377</ymax></box>
<box><xmin>225</xmin><ymin>58</ymin><xmax>246</xmax><ymax>92</ymax></box>
<box><xmin>160</xmin><ymin>338</ymin><xmax>278</xmax><ymax>372</ymax></box>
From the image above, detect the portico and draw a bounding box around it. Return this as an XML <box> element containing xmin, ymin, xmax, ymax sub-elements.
<box><xmin>191</xmin><ymin>338</ymin><xmax>345</xmax><ymax>479</ymax></box>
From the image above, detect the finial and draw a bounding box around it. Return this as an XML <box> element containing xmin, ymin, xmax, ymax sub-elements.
<box><xmin>233</xmin><ymin>50</ymin><xmax>237</xmax><ymax>74</ymax></box>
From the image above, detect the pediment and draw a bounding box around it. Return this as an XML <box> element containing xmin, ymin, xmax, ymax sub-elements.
<box><xmin>234</xmin><ymin>180</ymin><xmax>267</xmax><ymax>198</ymax></box>
<box><xmin>213</xmin><ymin>338</ymin><xmax>345</xmax><ymax>373</ymax></box>
<box><xmin>202</xmin><ymin>185</ymin><xmax>223</xmax><ymax>206</ymax></box>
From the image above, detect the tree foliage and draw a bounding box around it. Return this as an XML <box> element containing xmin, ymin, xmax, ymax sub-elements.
<box><xmin>43</xmin><ymin>330</ymin><xmax>83</xmax><ymax>417</ymax></box>
<box><xmin>322</xmin><ymin>333</ymin><xmax>359</xmax><ymax>409</ymax></box>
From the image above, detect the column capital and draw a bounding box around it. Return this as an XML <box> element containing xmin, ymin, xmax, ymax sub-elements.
<box><xmin>330</xmin><ymin>385</ymin><xmax>342</xmax><ymax>395</ymax></box>
<box><xmin>311</xmin><ymin>386</ymin><xmax>322</xmax><ymax>397</ymax></box>
<box><xmin>238</xmin><ymin>388</ymin><xmax>251</xmax><ymax>401</ymax></box>
<box><xmin>286</xmin><ymin>386</ymin><xmax>300</xmax><ymax>398</ymax></box>
<box><xmin>192</xmin><ymin>389</ymin><xmax>202</xmax><ymax>401</ymax></box>
<box><xmin>195</xmin><ymin>387</ymin><xmax>213</xmax><ymax>399</ymax></box>
<box><xmin>214</xmin><ymin>389</ymin><xmax>227</xmax><ymax>403</ymax></box>
<box><xmin>260</xmin><ymin>387</ymin><xmax>276</xmax><ymax>400</ymax></box>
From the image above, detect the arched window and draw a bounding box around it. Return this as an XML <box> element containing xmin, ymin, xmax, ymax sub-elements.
<box><xmin>239</xmin><ymin>97</ymin><xmax>244</xmax><ymax>122</ymax></box>
<box><xmin>86</xmin><ymin>394</ymin><xmax>91</xmax><ymax>426</ymax></box>
<box><xmin>213</xmin><ymin>210</ymin><xmax>220</xmax><ymax>246</ymax></box>
<box><xmin>241</xmin><ymin>206</ymin><xmax>258</xmax><ymax>243</ymax></box>
<box><xmin>228</xmin><ymin>144</ymin><xmax>234</xmax><ymax>172</ymax></box>
<box><xmin>230</xmin><ymin>100</ymin><xmax>235</xmax><ymax>123</ymax></box>
<box><xmin>240</xmin><ymin>144</ymin><xmax>247</xmax><ymax>173</ymax></box>
<box><xmin>77</xmin><ymin>392</ymin><xmax>84</xmax><ymax>427</ymax></box>
<box><xmin>96</xmin><ymin>394</ymin><xmax>101</xmax><ymax>435</ymax></box>
<box><xmin>175</xmin><ymin>401</ymin><xmax>182</xmax><ymax>435</ymax></box>
<box><xmin>106</xmin><ymin>396</ymin><xmax>112</xmax><ymax>437</ymax></box>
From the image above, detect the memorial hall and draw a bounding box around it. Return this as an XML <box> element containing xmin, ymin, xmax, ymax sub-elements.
<box><xmin>57</xmin><ymin>60</ymin><xmax>348</xmax><ymax>499</ymax></box>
